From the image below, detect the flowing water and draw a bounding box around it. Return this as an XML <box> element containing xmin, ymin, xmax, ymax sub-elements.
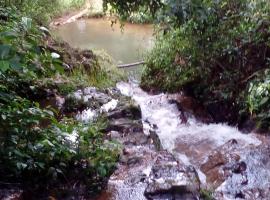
<box><xmin>116</xmin><ymin>82</ymin><xmax>270</xmax><ymax>199</ymax></box>
<box><xmin>54</xmin><ymin>19</ymin><xmax>270</xmax><ymax>199</ymax></box>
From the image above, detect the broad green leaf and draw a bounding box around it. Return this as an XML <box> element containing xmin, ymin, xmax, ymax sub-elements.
<box><xmin>259</xmin><ymin>97</ymin><xmax>269</xmax><ymax>106</ymax></box>
<box><xmin>21</xmin><ymin>17</ymin><xmax>32</xmax><ymax>31</ymax></box>
<box><xmin>0</xmin><ymin>61</ymin><xmax>10</xmax><ymax>72</ymax></box>
<box><xmin>0</xmin><ymin>45</ymin><xmax>12</xmax><ymax>59</ymax></box>
<box><xmin>0</xmin><ymin>31</ymin><xmax>18</xmax><ymax>41</ymax></box>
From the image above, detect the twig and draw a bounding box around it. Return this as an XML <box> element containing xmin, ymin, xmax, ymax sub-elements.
<box><xmin>117</xmin><ymin>61</ymin><xmax>145</xmax><ymax>68</ymax></box>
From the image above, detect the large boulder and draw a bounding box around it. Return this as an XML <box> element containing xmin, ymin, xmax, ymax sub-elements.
<box><xmin>200</xmin><ymin>139</ymin><xmax>241</xmax><ymax>189</ymax></box>
<box><xmin>145</xmin><ymin>151</ymin><xmax>200</xmax><ymax>200</ymax></box>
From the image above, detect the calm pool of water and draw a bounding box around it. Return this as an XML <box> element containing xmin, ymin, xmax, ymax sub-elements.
<box><xmin>53</xmin><ymin>18</ymin><xmax>154</xmax><ymax>65</ymax></box>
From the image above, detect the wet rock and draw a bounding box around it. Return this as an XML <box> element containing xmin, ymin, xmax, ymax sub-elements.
<box><xmin>206</xmin><ymin>101</ymin><xmax>237</xmax><ymax>124</ymax></box>
<box><xmin>39</xmin><ymin>91</ymin><xmax>65</xmax><ymax>111</ymax></box>
<box><xmin>107</xmin><ymin>104</ymin><xmax>142</xmax><ymax>120</ymax></box>
<box><xmin>238</xmin><ymin>117</ymin><xmax>257</xmax><ymax>133</ymax></box>
<box><xmin>0</xmin><ymin>189</ymin><xmax>23</xmax><ymax>200</ymax></box>
<box><xmin>169</xmin><ymin>95</ymin><xmax>213</xmax><ymax>123</ymax></box>
<box><xmin>145</xmin><ymin>151</ymin><xmax>200</xmax><ymax>200</ymax></box>
<box><xmin>79</xmin><ymin>87</ymin><xmax>112</xmax><ymax>105</ymax></box>
<box><xmin>200</xmin><ymin>139</ymin><xmax>242</xmax><ymax>189</ymax></box>
<box><xmin>106</xmin><ymin>100</ymin><xmax>142</xmax><ymax>135</ymax></box>
<box><xmin>107</xmin><ymin>118</ymin><xmax>143</xmax><ymax>133</ymax></box>
<box><xmin>63</xmin><ymin>87</ymin><xmax>115</xmax><ymax>117</ymax></box>
<box><xmin>109</xmin><ymin>131</ymin><xmax>121</xmax><ymax>139</ymax></box>
<box><xmin>231</xmin><ymin>161</ymin><xmax>247</xmax><ymax>174</ymax></box>
<box><xmin>149</xmin><ymin>130</ymin><xmax>163</xmax><ymax>151</ymax></box>
<box><xmin>120</xmin><ymin>156</ymin><xmax>142</xmax><ymax>167</ymax></box>
<box><xmin>214</xmin><ymin>144</ymin><xmax>270</xmax><ymax>199</ymax></box>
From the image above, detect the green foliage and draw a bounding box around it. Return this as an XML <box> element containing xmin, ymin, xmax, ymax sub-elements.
<box><xmin>142</xmin><ymin>28</ymin><xmax>198</xmax><ymax>91</ymax></box>
<box><xmin>0</xmin><ymin>92</ymin><xmax>119</xmax><ymax>184</ymax></box>
<box><xmin>0</xmin><ymin>5</ymin><xmax>120</xmax><ymax>194</ymax></box>
<box><xmin>247</xmin><ymin>69</ymin><xmax>270</xmax><ymax>129</ymax></box>
<box><xmin>103</xmin><ymin>0</ymin><xmax>163</xmax><ymax>20</ymax></box>
<box><xmin>200</xmin><ymin>189</ymin><xmax>214</xmax><ymax>200</ymax></box>
<box><xmin>139</xmin><ymin>0</ymin><xmax>270</xmax><ymax>125</ymax></box>
<box><xmin>104</xmin><ymin>0</ymin><xmax>270</xmax><ymax>127</ymax></box>
<box><xmin>124</xmin><ymin>6</ymin><xmax>154</xmax><ymax>24</ymax></box>
<box><xmin>1</xmin><ymin>0</ymin><xmax>86</xmax><ymax>24</ymax></box>
<box><xmin>0</xmin><ymin>7</ymin><xmax>67</xmax><ymax>80</ymax></box>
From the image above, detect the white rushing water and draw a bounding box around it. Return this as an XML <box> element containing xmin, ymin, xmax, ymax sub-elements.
<box><xmin>116</xmin><ymin>81</ymin><xmax>261</xmax><ymax>166</ymax></box>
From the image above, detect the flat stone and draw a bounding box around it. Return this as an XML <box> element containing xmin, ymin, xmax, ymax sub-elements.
<box><xmin>145</xmin><ymin>151</ymin><xmax>200</xmax><ymax>200</ymax></box>
<box><xmin>200</xmin><ymin>139</ymin><xmax>241</xmax><ymax>189</ymax></box>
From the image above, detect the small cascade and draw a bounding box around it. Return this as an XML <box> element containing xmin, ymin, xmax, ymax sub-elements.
<box><xmin>114</xmin><ymin>81</ymin><xmax>270</xmax><ymax>200</ymax></box>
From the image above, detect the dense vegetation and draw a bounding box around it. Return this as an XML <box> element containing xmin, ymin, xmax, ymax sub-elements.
<box><xmin>106</xmin><ymin>0</ymin><xmax>270</xmax><ymax>130</ymax></box>
<box><xmin>0</xmin><ymin>0</ymin><xmax>85</xmax><ymax>24</ymax></box>
<box><xmin>1</xmin><ymin>0</ymin><xmax>270</xmax><ymax>198</ymax></box>
<box><xmin>0</xmin><ymin>1</ymin><xmax>120</xmax><ymax>198</ymax></box>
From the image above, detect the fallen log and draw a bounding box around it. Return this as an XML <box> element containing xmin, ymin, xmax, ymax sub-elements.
<box><xmin>117</xmin><ymin>61</ymin><xmax>145</xmax><ymax>68</ymax></box>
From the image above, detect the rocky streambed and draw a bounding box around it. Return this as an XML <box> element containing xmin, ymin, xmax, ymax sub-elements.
<box><xmin>2</xmin><ymin>80</ymin><xmax>270</xmax><ymax>200</ymax></box>
<box><xmin>46</xmin><ymin>16</ymin><xmax>270</xmax><ymax>199</ymax></box>
<box><xmin>94</xmin><ymin>81</ymin><xmax>270</xmax><ymax>200</ymax></box>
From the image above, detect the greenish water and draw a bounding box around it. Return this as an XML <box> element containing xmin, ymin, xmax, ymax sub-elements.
<box><xmin>53</xmin><ymin>18</ymin><xmax>154</xmax><ymax>78</ymax></box>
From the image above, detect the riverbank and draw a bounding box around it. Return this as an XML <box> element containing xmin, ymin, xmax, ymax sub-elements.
<box><xmin>0</xmin><ymin>5</ymin><xmax>125</xmax><ymax>199</ymax></box>
<box><xmin>50</xmin><ymin>0</ymin><xmax>154</xmax><ymax>27</ymax></box>
<box><xmin>3</xmin><ymin>1</ymin><xmax>270</xmax><ymax>200</ymax></box>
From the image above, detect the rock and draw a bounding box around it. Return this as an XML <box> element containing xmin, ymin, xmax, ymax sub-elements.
<box><xmin>51</xmin><ymin>52</ymin><xmax>60</xmax><ymax>59</ymax></box>
<box><xmin>149</xmin><ymin>130</ymin><xmax>163</xmax><ymax>151</ymax></box>
<box><xmin>63</xmin><ymin>87</ymin><xmax>113</xmax><ymax>114</ymax></box>
<box><xmin>238</xmin><ymin>117</ymin><xmax>257</xmax><ymax>133</ymax></box>
<box><xmin>39</xmin><ymin>26</ymin><xmax>50</xmax><ymax>36</ymax></box>
<box><xmin>145</xmin><ymin>151</ymin><xmax>200</xmax><ymax>200</ymax></box>
<box><xmin>107</xmin><ymin>104</ymin><xmax>142</xmax><ymax>120</ymax></box>
<box><xmin>214</xmin><ymin>144</ymin><xmax>270</xmax><ymax>200</ymax></box>
<box><xmin>231</xmin><ymin>161</ymin><xmax>247</xmax><ymax>174</ymax></box>
<box><xmin>109</xmin><ymin>131</ymin><xmax>121</xmax><ymax>139</ymax></box>
<box><xmin>206</xmin><ymin>101</ymin><xmax>237</xmax><ymax>124</ymax></box>
<box><xmin>0</xmin><ymin>189</ymin><xmax>23</xmax><ymax>200</ymax></box>
<box><xmin>120</xmin><ymin>155</ymin><xmax>142</xmax><ymax>167</ymax></box>
<box><xmin>40</xmin><ymin>94</ymin><xmax>65</xmax><ymax>111</ymax></box>
<box><xmin>80</xmin><ymin>87</ymin><xmax>112</xmax><ymax>105</ymax></box>
<box><xmin>200</xmin><ymin>139</ymin><xmax>241</xmax><ymax>189</ymax></box>
<box><xmin>169</xmin><ymin>95</ymin><xmax>213</xmax><ymax>123</ymax></box>
<box><xmin>106</xmin><ymin>118</ymin><xmax>143</xmax><ymax>133</ymax></box>
<box><xmin>100</xmin><ymin>99</ymin><xmax>118</xmax><ymax>113</ymax></box>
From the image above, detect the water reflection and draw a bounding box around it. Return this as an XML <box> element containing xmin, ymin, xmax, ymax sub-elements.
<box><xmin>53</xmin><ymin>18</ymin><xmax>154</xmax><ymax>65</ymax></box>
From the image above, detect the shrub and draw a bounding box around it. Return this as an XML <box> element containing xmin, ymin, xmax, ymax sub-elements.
<box><xmin>0</xmin><ymin>5</ymin><xmax>120</xmax><ymax>195</ymax></box>
<box><xmin>0</xmin><ymin>92</ymin><xmax>119</xmax><ymax>186</ymax></box>
<box><xmin>0</xmin><ymin>0</ymin><xmax>86</xmax><ymax>24</ymax></box>
<box><xmin>141</xmin><ymin>28</ymin><xmax>198</xmax><ymax>92</ymax></box>
<box><xmin>141</xmin><ymin>0</ymin><xmax>270</xmax><ymax>125</ymax></box>
<box><xmin>247</xmin><ymin>70</ymin><xmax>270</xmax><ymax>129</ymax></box>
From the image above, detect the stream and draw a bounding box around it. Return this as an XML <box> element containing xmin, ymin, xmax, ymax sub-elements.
<box><xmin>53</xmin><ymin>18</ymin><xmax>154</xmax><ymax>79</ymax></box>
<box><xmin>54</xmin><ymin>19</ymin><xmax>270</xmax><ymax>200</ymax></box>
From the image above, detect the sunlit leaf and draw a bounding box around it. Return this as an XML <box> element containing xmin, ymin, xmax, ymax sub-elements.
<box><xmin>0</xmin><ymin>61</ymin><xmax>10</xmax><ymax>72</ymax></box>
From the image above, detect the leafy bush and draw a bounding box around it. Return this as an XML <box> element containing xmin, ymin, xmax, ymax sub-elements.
<box><xmin>141</xmin><ymin>28</ymin><xmax>198</xmax><ymax>92</ymax></box>
<box><xmin>0</xmin><ymin>8</ymin><xmax>64</xmax><ymax>77</ymax></box>
<box><xmin>0</xmin><ymin>0</ymin><xmax>86</xmax><ymax>24</ymax></box>
<box><xmin>247</xmin><ymin>70</ymin><xmax>270</xmax><ymax>129</ymax></box>
<box><xmin>0</xmin><ymin>5</ymin><xmax>120</xmax><ymax>195</ymax></box>
<box><xmin>0</xmin><ymin>91</ymin><xmax>119</xmax><ymax>186</ymax></box>
<box><xmin>124</xmin><ymin>6</ymin><xmax>154</xmax><ymax>24</ymax></box>
<box><xmin>106</xmin><ymin>0</ymin><xmax>270</xmax><ymax>126</ymax></box>
<box><xmin>139</xmin><ymin>0</ymin><xmax>270</xmax><ymax>125</ymax></box>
